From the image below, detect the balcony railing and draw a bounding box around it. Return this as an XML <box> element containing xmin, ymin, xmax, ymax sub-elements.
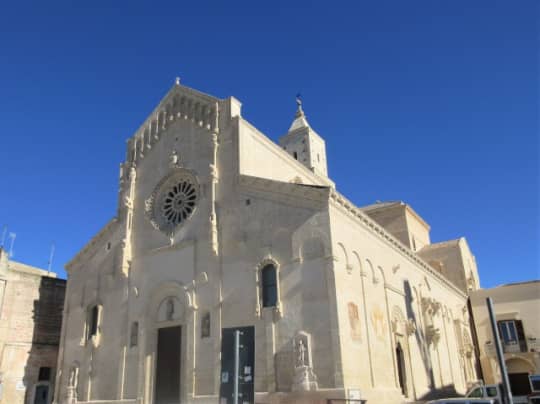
<box><xmin>485</xmin><ymin>338</ymin><xmax>532</xmax><ymax>355</ymax></box>
<box><xmin>502</xmin><ymin>339</ymin><xmax>528</xmax><ymax>353</ymax></box>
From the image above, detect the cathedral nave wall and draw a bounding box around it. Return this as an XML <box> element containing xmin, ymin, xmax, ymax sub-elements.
<box><xmin>327</xmin><ymin>202</ymin><xmax>475</xmax><ymax>402</ymax></box>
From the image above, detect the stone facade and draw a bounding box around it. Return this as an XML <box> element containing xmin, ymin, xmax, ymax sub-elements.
<box><xmin>469</xmin><ymin>281</ymin><xmax>540</xmax><ymax>397</ymax></box>
<box><xmin>0</xmin><ymin>247</ymin><xmax>66</xmax><ymax>404</ymax></box>
<box><xmin>54</xmin><ymin>81</ymin><xmax>480</xmax><ymax>404</ymax></box>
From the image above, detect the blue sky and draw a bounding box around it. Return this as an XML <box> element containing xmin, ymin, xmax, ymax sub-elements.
<box><xmin>0</xmin><ymin>1</ymin><xmax>538</xmax><ymax>286</ymax></box>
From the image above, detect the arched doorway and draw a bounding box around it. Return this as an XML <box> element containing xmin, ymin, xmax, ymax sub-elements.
<box><xmin>155</xmin><ymin>324</ymin><xmax>182</xmax><ymax>403</ymax></box>
<box><xmin>396</xmin><ymin>342</ymin><xmax>408</xmax><ymax>397</ymax></box>
<box><xmin>506</xmin><ymin>357</ymin><xmax>535</xmax><ymax>397</ymax></box>
<box><xmin>154</xmin><ymin>297</ymin><xmax>184</xmax><ymax>404</ymax></box>
<box><xmin>144</xmin><ymin>282</ymin><xmax>194</xmax><ymax>404</ymax></box>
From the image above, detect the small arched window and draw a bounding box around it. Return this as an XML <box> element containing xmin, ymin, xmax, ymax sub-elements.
<box><xmin>130</xmin><ymin>322</ymin><xmax>139</xmax><ymax>347</ymax></box>
<box><xmin>262</xmin><ymin>264</ymin><xmax>277</xmax><ymax>307</ymax></box>
<box><xmin>293</xmin><ymin>151</ymin><xmax>298</xmax><ymax>160</ymax></box>
<box><xmin>87</xmin><ymin>305</ymin><xmax>99</xmax><ymax>340</ymax></box>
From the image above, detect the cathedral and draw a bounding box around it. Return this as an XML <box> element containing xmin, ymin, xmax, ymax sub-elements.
<box><xmin>54</xmin><ymin>80</ymin><xmax>480</xmax><ymax>404</ymax></box>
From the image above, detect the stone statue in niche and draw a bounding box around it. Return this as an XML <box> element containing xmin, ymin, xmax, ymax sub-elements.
<box><xmin>158</xmin><ymin>297</ymin><xmax>183</xmax><ymax>322</ymax></box>
<box><xmin>169</xmin><ymin>149</ymin><xmax>180</xmax><ymax>167</ymax></box>
<box><xmin>68</xmin><ymin>366</ymin><xmax>79</xmax><ymax>389</ymax></box>
<box><xmin>66</xmin><ymin>365</ymin><xmax>79</xmax><ymax>403</ymax></box>
<box><xmin>166</xmin><ymin>298</ymin><xmax>175</xmax><ymax>321</ymax></box>
<box><xmin>296</xmin><ymin>339</ymin><xmax>307</xmax><ymax>367</ymax></box>
<box><xmin>292</xmin><ymin>331</ymin><xmax>318</xmax><ymax>391</ymax></box>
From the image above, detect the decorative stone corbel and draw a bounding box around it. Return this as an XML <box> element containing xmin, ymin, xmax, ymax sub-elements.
<box><xmin>426</xmin><ymin>325</ymin><xmax>441</xmax><ymax>346</ymax></box>
<box><xmin>391</xmin><ymin>318</ymin><xmax>399</xmax><ymax>334</ymax></box>
<box><xmin>406</xmin><ymin>318</ymin><xmax>417</xmax><ymax>336</ymax></box>
<box><xmin>274</xmin><ymin>301</ymin><xmax>283</xmax><ymax>319</ymax></box>
<box><xmin>123</xmin><ymin>196</ymin><xmax>133</xmax><ymax>209</ymax></box>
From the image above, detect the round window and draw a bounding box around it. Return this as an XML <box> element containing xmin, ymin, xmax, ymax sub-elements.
<box><xmin>145</xmin><ymin>169</ymin><xmax>199</xmax><ymax>236</ymax></box>
<box><xmin>159</xmin><ymin>181</ymin><xmax>197</xmax><ymax>225</ymax></box>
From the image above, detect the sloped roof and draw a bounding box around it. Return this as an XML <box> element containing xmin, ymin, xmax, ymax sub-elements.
<box><xmin>360</xmin><ymin>200</ymin><xmax>403</xmax><ymax>211</ymax></box>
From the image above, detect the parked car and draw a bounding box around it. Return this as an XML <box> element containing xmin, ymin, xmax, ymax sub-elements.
<box><xmin>466</xmin><ymin>384</ymin><xmax>503</xmax><ymax>403</ymax></box>
<box><xmin>426</xmin><ymin>399</ymin><xmax>495</xmax><ymax>404</ymax></box>
<box><xmin>465</xmin><ymin>382</ymin><xmax>533</xmax><ymax>404</ymax></box>
<box><xmin>528</xmin><ymin>392</ymin><xmax>540</xmax><ymax>404</ymax></box>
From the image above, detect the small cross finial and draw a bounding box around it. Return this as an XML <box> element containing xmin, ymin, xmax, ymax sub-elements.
<box><xmin>175</xmin><ymin>77</ymin><xmax>180</xmax><ymax>85</ymax></box>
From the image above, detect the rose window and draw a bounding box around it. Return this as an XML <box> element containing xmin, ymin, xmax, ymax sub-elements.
<box><xmin>145</xmin><ymin>169</ymin><xmax>199</xmax><ymax>236</ymax></box>
<box><xmin>160</xmin><ymin>181</ymin><xmax>197</xmax><ymax>225</ymax></box>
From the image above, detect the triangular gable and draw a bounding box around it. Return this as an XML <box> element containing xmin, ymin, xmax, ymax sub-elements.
<box><xmin>126</xmin><ymin>81</ymin><xmax>223</xmax><ymax>165</ymax></box>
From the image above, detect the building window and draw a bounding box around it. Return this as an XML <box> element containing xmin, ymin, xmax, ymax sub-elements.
<box><xmin>499</xmin><ymin>320</ymin><xmax>518</xmax><ymax>344</ymax></box>
<box><xmin>262</xmin><ymin>264</ymin><xmax>278</xmax><ymax>307</ymax></box>
<box><xmin>293</xmin><ymin>151</ymin><xmax>298</xmax><ymax>160</ymax></box>
<box><xmin>498</xmin><ymin>320</ymin><xmax>527</xmax><ymax>352</ymax></box>
<box><xmin>87</xmin><ymin>305</ymin><xmax>100</xmax><ymax>340</ymax></box>
<box><xmin>146</xmin><ymin>170</ymin><xmax>200</xmax><ymax>237</ymax></box>
<box><xmin>201</xmin><ymin>312</ymin><xmax>211</xmax><ymax>338</ymax></box>
<box><xmin>130</xmin><ymin>322</ymin><xmax>138</xmax><ymax>347</ymax></box>
<box><xmin>38</xmin><ymin>367</ymin><xmax>51</xmax><ymax>381</ymax></box>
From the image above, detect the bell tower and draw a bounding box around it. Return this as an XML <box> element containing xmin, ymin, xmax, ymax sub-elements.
<box><xmin>279</xmin><ymin>98</ymin><xmax>328</xmax><ymax>177</ymax></box>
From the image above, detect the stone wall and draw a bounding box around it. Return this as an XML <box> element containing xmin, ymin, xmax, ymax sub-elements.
<box><xmin>0</xmin><ymin>248</ymin><xmax>66</xmax><ymax>404</ymax></box>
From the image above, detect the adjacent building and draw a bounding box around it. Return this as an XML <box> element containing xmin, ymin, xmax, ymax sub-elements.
<box><xmin>0</xmin><ymin>247</ymin><xmax>66</xmax><ymax>404</ymax></box>
<box><xmin>54</xmin><ymin>81</ymin><xmax>481</xmax><ymax>404</ymax></box>
<box><xmin>469</xmin><ymin>280</ymin><xmax>540</xmax><ymax>398</ymax></box>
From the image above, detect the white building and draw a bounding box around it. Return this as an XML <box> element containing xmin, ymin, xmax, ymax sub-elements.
<box><xmin>469</xmin><ymin>280</ymin><xmax>540</xmax><ymax>398</ymax></box>
<box><xmin>54</xmin><ymin>81</ymin><xmax>480</xmax><ymax>404</ymax></box>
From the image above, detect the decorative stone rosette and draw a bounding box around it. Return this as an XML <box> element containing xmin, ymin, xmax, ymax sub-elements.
<box><xmin>145</xmin><ymin>169</ymin><xmax>199</xmax><ymax>237</ymax></box>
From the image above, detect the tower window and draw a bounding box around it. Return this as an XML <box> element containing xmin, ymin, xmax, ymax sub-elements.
<box><xmin>317</xmin><ymin>154</ymin><xmax>320</xmax><ymax>162</ymax></box>
<box><xmin>87</xmin><ymin>305</ymin><xmax>99</xmax><ymax>340</ymax></box>
<box><xmin>130</xmin><ymin>322</ymin><xmax>139</xmax><ymax>347</ymax></box>
<box><xmin>293</xmin><ymin>152</ymin><xmax>298</xmax><ymax>160</ymax></box>
<box><xmin>38</xmin><ymin>367</ymin><xmax>51</xmax><ymax>381</ymax></box>
<box><xmin>261</xmin><ymin>264</ymin><xmax>277</xmax><ymax>307</ymax></box>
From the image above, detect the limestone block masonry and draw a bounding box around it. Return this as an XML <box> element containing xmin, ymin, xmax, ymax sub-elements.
<box><xmin>54</xmin><ymin>81</ymin><xmax>481</xmax><ymax>404</ymax></box>
<box><xmin>0</xmin><ymin>247</ymin><xmax>66</xmax><ymax>404</ymax></box>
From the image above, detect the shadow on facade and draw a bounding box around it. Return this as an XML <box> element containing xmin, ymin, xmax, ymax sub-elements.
<box><xmin>23</xmin><ymin>276</ymin><xmax>66</xmax><ymax>404</ymax></box>
<box><xmin>403</xmin><ymin>280</ymin><xmax>436</xmax><ymax>389</ymax></box>
<box><xmin>417</xmin><ymin>384</ymin><xmax>460</xmax><ymax>401</ymax></box>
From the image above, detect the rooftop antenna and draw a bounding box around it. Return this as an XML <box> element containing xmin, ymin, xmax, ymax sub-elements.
<box><xmin>0</xmin><ymin>225</ymin><xmax>7</xmax><ymax>248</ymax></box>
<box><xmin>47</xmin><ymin>242</ymin><xmax>55</xmax><ymax>276</ymax></box>
<box><xmin>8</xmin><ymin>232</ymin><xmax>16</xmax><ymax>258</ymax></box>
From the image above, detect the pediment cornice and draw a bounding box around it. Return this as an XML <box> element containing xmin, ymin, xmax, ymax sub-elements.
<box><xmin>127</xmin><ymin>82</ymin><xmax>222</xmax><ymax>166</ymax></box>
<box><xmin>329</xmin><ymin>190</ymin><xmax>467</xmax><ymax>298</ymax></box>
<box><xmin>66</xmin><ymin>218</ymin><xmax>119</xmax><ymax>272</ymax></box>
